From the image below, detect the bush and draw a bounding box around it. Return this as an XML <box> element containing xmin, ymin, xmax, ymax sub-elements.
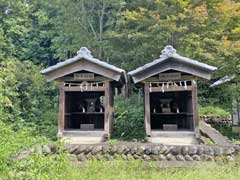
<box><xmin>113</xmin><ymin>94</ymin><xmax>145</xmax><ymax>140</ymax></box>
<box><xmin>199</xmin><ymin>105</ymin><xmax>231</xmax><ymax>117</ymax></box>
<box><xmin>0</xmin><ymin>59</ymin><xmax>58</xmax><ymax>139</ymax></box>
<box><xmin>0</xmin><ymin>121</ymin><xmax>48</xmax><ymax>174</ymax></box>
<box><xmin>0</xmin><ymin>120</ymin><xmax>73</xmax><ymax>179</ymax></box>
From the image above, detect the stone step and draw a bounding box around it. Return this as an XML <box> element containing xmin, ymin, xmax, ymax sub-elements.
<box><xmin>151</xmin><ymin>131</ymin><xmax>195</xmax><ymax>138</ymax></box>
<box><xmin>62</xmin><ymin>136</ymin><xmax>104</xmax><ymax>144</ymax></box>
<box><xmin>63</xmin><ymin>130</ymin><xmax>105</xmax><ymax>137</ymax></box>
<box><xmin>151</xmin><ymin>136</ymin><xmax>199</xmax><ymax>145</ymax></box>
<box><xmin>62</xmin><ymin>130</ymin><xmax>105</xmax><ymax>144</ymax></box>
<box><xmin>150</xmin><ymin>130</ymin><xmax>198</xmax><ymax>145</ymax></box>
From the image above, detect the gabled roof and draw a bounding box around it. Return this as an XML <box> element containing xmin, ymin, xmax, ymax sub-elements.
<box><xmin>41</xmin><ymin>47</ymin><xmax>126</xmax><ymax>82</ymax></box>
<box><xmin>128</xmin><ymin>45</ymin><xmax>217</xmax><ymax>83</ymax></box>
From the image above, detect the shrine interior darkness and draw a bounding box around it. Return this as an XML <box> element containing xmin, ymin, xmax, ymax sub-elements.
<box><xmin>64</xmin><ymin>91</ymin><xmax>105</xmax><ymax>130</ymax></box>
<box><xmin>150</xmin><ymin>91</ymin><xmax>194</xmax><ymax>130</ymax></box>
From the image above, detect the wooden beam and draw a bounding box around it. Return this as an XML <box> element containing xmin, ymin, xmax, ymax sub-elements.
<box><xmin>63</xmin><ymin>86</ymin><xmax>104</xmax><ymax>92</ymax></box>
<box><xmin>58</xmin><ymin>75</ymin><xmax>109</xmax><ymax>82</ymax></box>
<box><xmin>58</xmin><ymin>82</ymin><xmax>65</xmax><ymax>138</ymax></box>
<box><xmin>150</xmin><ymin>86</ymin><xmax>193</xmax><ymax>92</ymax></box>
<box><xmin>144</xmin><ymin>83</ymin><xmax>151</xmax><ymax>137</ymax></box>
<box><xmin>143</xmin><ymin>75</ymin><xmax>197</xmax><ymax>82</ymax></box>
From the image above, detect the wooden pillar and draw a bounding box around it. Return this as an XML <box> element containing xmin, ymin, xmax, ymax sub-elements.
<box><xmin>104</xmin><ymin>80</ymin><xmax>113</xmax><ymax>139</ymax></box>
<box><xmin>192</xmin><ymin>80</ymin><xmax>199</xmax><ymax>137</ymax></box>
<box><xmin>58</xmin><ymin>82</ymin><xmax>65</xmax><ymax>138</ymax></box>
<box><xmin>144</xmin><ymin>83</ymin><xmax>151</xmax><ymax>136</ymax></box>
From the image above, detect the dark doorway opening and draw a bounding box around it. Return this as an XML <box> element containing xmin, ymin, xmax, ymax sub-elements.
<box><xmin>150</xmin><ymin>91</ymin><xmax>193</xmax><ymax>130</ymax></box>
<box><xmin>64</xmin><ymin>91</ymin><xmax>105</xmax><ymax>130</ymax></box>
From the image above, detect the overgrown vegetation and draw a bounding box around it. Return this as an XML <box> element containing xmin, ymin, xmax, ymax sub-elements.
<box><xmin>0</xmin><ymin>120</ymin><xmax>48</xmax><ymax>176</ymax></box>
<box><xmin>212</xmin><ymin>125</ymin><xmax>240</xmax><ymax>144</ymax></box>
<box><xmin>199</xmin><ymin>106</ymin><xmax>231</xmax><ymax>117</ymax></box>
<box><xmin>1</xmin><ymin>119</ymin><xmax>240</xmax><ymax>179</ymax></box>
<box><xmin>113</xmin><ymin>95</ymin><xmax>145</xmax><ymax>140</ymax></box>
<box><xmin>0</xmin><ymin>60</ymin><xmax>58</xmax><ymax>139</ymax></box>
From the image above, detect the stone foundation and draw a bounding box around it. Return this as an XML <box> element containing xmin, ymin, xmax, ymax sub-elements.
<box><xmin>16</xmin><ymin>143</ymin><xmax>240</xmax><ymax>162</ymax></box>
<box><xmin>64</xmin><ymin>143</ymin><xmax>240</xmax><ymax>162</ymax></box>
<box><xmin>200</xmin><ymin>116</ymin><xmax>231</xmax><ymax>125</ymax></box>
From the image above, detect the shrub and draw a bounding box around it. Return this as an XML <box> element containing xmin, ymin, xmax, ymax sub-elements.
<box><xmin>0</xmin><ymin>59</ymin><xmax>58</xmax><ymax>139</ymax></box>
<box><xmin>0</xmin><ymin>121</ymin><xmax>48</xmax><ymax>174</ymax></box>
<box><xmin>113</xmin><ymin>94</ymin><xmax>145</xmax><ymax>140</ymax></box>
<box><xmin>0</xmin><ymin>120</ymin><xmax>72</xmax><ymax>179</ymax></box>
<box><xmin>199</xmin><ymin>105</ymin><xmax>231</xmax><ymax>117</ymax></box>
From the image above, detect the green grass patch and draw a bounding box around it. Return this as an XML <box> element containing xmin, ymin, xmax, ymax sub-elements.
<box><xmin>3</xmin><ymin>158</ymin><xmax>240</xmax><ymax>180</ymax></box>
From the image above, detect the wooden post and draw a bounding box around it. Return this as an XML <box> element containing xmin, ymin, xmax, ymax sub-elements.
<box><xmin>192</xmin><ymin>80</ymin><xmax>199</xmax><ymax>138</ymax></box>
<box><xmin>109</xmin><ymin>85</ymin><xmax>114</xmax><ymax>135</ymax></box>
<box><xmin>58</xmin><ymin>82</ymin><xmax>65</xmax><ymax>138</ymax></box>
<box><xmin>104</xmin><ymin>80</ymin><xmax>113</xmax><ymax>139</ymax></box>
<box><xmin>144</xmin><ymin>83</ymin><xmax>151</xmax><ymax>137</ymax></box>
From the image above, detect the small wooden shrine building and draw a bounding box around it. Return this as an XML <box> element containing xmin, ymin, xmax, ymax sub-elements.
<box><xmin>41</xmin><ymin>47</ymin><xmax>126</xmax><ymax>143</ymax></box>
<box><xmin>128</xmin><ymin>45</ymin><xmax>217</xmax><ymax>143</ymax></box>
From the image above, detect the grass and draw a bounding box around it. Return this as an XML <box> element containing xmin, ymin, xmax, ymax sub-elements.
<box><xmin>1</xmin><ymin>119</ymin><xmax>240</xmax><ymax>180</ymax></box>
<box><xmin>71</xmin><ymin>160</ymin><xmax>240</xmax><ymax>180</ymax></box>
<box><xmin>3</xmin><ymin>157</ymin><xmax>240</xmax><ymax>180</ymax></box>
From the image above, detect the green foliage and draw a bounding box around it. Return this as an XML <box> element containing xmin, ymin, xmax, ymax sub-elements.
<box><xmin>3</xmin><ymin>155</ymin><xmax>240</xmax><ymax>180</ymax></box>
<box><xmin>0</xmin><ymin>120</ymin><xmax>48</xmax><ymax>174</ymax></box>
<box><xmin>113</xmin><ymin>94</ymin><xmax>145</xmax><ymax>140</ymax></box>
<box><xmin>50</xmin><ymin>0</ymin><xmax>125</xmax><ymax>59</ymax></box>
<box><xmin>199</xmin><ymin>105</ymin><xmax>231</xmax><ymax>117</ymax></box>
<box><xmin>106</xmin><ymin>0</ymin><xmax>240</xmax><ymax>73</ymax></box>
<box><xmin>0</xmin><ymin>120</ymin><xmax>72</xmax><ymax>179</ymax></box>
<box><xmin>0</xmin><ymin>0</ymin><xmax>58</xmax><ymax>65</ymax></box>
<box><xmin>0</xmin><ymin>59</ymin><xmax>58</xmax><ymax>139</ymax></box>
<box><xmin>215</xmin><ymin>125</ymin><xmax>240</xmax><ymax>144</ymax></box>
<box><xmin>198</xmin><ymin>83</ymin><xmax>233</xmax><ymax>112</ymax></box>
<box><xmin>0</xmin><ymin>121</ymin><xmax>240</xmax><ymax>179</ymax></box>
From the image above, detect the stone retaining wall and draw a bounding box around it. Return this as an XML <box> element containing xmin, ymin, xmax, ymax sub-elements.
<box><xmin>16</xmin><ymin>143</ymin><xmax>240</xmax><ymax>162</ymax></box>
<box><xmin>200</xmin><ymin>116</ymin><xmax>231</xmax><ymax>125</ymax></box>
<box><xmin>65</xmin><ymin>143</ymin><xmax>240</xmax><ymax>162</ymax></box>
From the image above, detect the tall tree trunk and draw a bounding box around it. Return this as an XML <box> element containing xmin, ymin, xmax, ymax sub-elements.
<box><xmin>99</xmin><ymin>1</ymin><xmax>106</xmax><ymax>58</ymax></box>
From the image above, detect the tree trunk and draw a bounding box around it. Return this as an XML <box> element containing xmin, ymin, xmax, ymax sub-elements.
<box><xmin>99</xmin><ymin>1</ymin><xmax>106</xmax><ymax>58</ymax></box>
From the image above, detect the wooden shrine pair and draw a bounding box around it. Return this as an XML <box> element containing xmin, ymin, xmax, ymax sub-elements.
<box><xmin>41</xmin><ymin>46</ymin><xmax>217</xmax><ymax>140</ymax></box>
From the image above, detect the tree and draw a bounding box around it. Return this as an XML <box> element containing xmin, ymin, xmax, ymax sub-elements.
<box><xmin>50</xmin><ymin>0</ymin><xmax>125</xmax><ymax>60</ymax></box>
<box><xmin>106</xmin><ymin>0</ymin><xmax>240</xmax><ymax>73</ymax></box>
<box><xmin>0</xmin><ymin>0</ymin><xmax>58</xmax><ymax>65</ymax></box>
